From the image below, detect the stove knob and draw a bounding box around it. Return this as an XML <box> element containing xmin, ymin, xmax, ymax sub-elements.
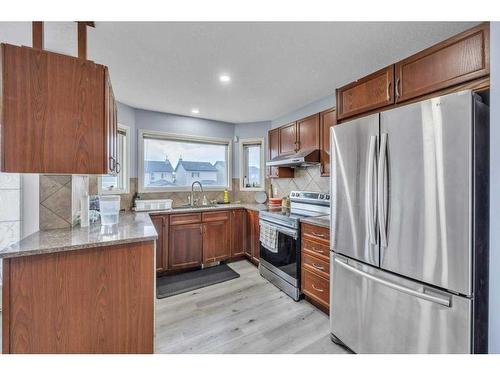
<box><xmin>326</xmin><ymin>194</ymin><xmax>330</xmax><ymax>200</ymax></box>
<box><xmin>319</xmin><ymin>194</ymin><xmax>324</xmax><ymax>199</ymax></box>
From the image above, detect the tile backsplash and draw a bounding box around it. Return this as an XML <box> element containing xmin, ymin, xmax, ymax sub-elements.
<box><xmin>271</xmin><ymin>165</ymin><xmax>329</xmax><ymax>198</ymax></box>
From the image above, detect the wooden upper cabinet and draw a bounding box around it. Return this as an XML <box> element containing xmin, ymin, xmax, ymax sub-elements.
<box><xmin>297</xmin><ymin>113</ymin><xmax>320</xmax><ymax>151</ymax></box>
<box><xmin>231</xmin><ymin>209</ymin><xmax>246</xmax><ymax>257</ymax></box>
<box><xmin>169</xmin><ymin>223</ymin><xmax>202</xmax><ymax>270</ymax></box>
<box><xmin>279</xmin><ymin>122</ymin><xmax>297</xmax><ymax>155</ymax></box>
<box><xmin>395</xmin><ymin>23</ymin><xmax>490</xmax><ymax>103</ymax></box>
<box><xmin>336</xmin><ymin>65</ymin><xmax>394</xmax><ymax>120</ymax></box>
<box><xmin>0</xmin><ymin>43</ymin><xmax>117</xmax><ymax>174</ymax></box>
<box><xmin>319</xmin><ymin>108</ymin><xmax>336</xmax><ymax>177</ymax></box>
<box><xmin>268</xmin><ymin>128</ymin><xmax>294</xmax><ymax>179</ymax></box>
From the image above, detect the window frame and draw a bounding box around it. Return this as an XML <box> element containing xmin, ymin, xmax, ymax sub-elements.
<box><xmin>98</xmin><ymin>124</ymin><xmax>130</xmax><ymax>195</ymax></box>
<box><xmin>138</xmin><ymin>129</ymin><xmax>233</xmax><ymax>193</ymax></box>
<box><xmin>239</xmin><ymin>137</ymin><xmax>265</xmax><ymax>192</ymax></box>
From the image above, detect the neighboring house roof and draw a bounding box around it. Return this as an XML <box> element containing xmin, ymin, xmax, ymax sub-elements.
<box><xmin>213</xmin><ymin>161</ymin><xmax>225</xmax><ymax>168</ymax></box>
<box><xmin>145</xmin><ymin>160</ymin><xmax>174</xmax><ymax>173</ymax></box>
<box><xmin>175</xmin><ymin>160</ymin><xmax>217</xmax><ymax>172</ymax></box>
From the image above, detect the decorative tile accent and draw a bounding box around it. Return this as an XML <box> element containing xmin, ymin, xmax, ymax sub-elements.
<box><xmin>272</xmin><ymin>165</ymin><xmax>330</xmax><ymax>198</ymax></box>
<box><xmin>39</xmin><ymin>175</ymin><xmax>73</xmax><ymax>230</ymax></box>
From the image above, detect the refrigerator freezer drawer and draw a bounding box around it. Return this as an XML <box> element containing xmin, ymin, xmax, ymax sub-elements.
<box><xmin>330</xmin><ymin>254</ymin><xmax>472</xmax><ymax>353</ymax></box>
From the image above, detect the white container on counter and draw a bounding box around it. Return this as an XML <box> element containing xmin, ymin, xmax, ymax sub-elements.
<box><xmin>99</xmin><ymin>195</ymin><xmax>120</xmax><ymax>226</ymax></box>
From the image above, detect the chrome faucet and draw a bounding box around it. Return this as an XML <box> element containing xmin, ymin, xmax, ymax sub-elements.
<box><xmin>191</xmin><ymin>181</ymin><xmax>203</xmax><ymax>207</ymax></box>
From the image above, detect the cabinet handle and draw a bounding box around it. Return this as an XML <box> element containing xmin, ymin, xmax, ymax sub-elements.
<box><xmin>395</xmin><ymin>77</ymin><xmax>400</xmax><ymax>98</ymax></box>
<box><xmin>309</xmin><ymin>246</ymin><xmax>325</xmax><ymax>254</ymax></box>
<box><xmin>312</xmin><ymin>284</ymin><xmax>324</xmax><ymax>293</ymax></box>
<box><xmin>109</xmin><ymin>156</ymin><xmax>115</xmax><ymax>172</ymax></box>
<box><xmin>311</xmin><ymin>232</ymin><xmax>326</xmax><ymax>238</ymax></box>
<box><xmin>386</xmin><ymin>81</ymin><xmax>391</xmax><ymax>101</ymax></box>
<box><xmin>312</xmin><ymin>263</ymin><xmax>324</xmax><ymax>271</ymax></box>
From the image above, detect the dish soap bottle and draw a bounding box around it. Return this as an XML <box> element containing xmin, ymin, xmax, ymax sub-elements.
<box><xmin>223</xmin><ymin>188</ymin><xmax>230</xmax><ymax>203</ymax></box>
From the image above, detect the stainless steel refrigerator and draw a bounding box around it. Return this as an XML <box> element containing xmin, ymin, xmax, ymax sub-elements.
<box><xmin>329</xmin><ymin>90</ymin><xmax>489</xmax><ymax>354</ymax></box>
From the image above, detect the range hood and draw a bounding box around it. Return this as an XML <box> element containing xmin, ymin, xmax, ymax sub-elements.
<box><xmin>266</xmin><ymin>148</ymin><xmax>320</xmax><ymax>168</ymax></box>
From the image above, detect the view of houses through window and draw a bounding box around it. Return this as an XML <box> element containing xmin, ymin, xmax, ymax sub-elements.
<box><xmin>240</xmin><ymin>139</ymin><xmax>264</xmax><ymax>190</ymax></box>
<box><xmin>141</xmin><ymin>133</ymin><xmax>230</xmax><ymax>191</ymax></box>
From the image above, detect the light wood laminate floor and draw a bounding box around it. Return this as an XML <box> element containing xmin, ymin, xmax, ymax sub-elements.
<box><xmin>0</xmin><ymin>260</ymin><xmax>348</xmax><ymax>354</ymax></box>
<box><xmin>154</xmin><ymin>260</ymin><xmax>348</xmax><ymax>354</ymax></box>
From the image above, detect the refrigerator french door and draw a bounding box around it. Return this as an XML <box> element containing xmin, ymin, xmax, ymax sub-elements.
<box><xmin>330</xmin><ymin>90</ymin><xmax>489</xmax><ymax>354</ymax></box>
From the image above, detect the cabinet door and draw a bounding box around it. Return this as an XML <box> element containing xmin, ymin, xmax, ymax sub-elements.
<box><xmin>250</xmin><ymin>211</ymin><xmax>260</xmax><ymax>262</ymax></box>
<box><xmin>231</xmin><ymin>209</ymin><xmax>246</xmax><ymax>257</ymax></box>
<box><xmin>395</xmin><ymin>23</ymin><xmax>489</xmax><ymax>103</ymax></box>
<box><xmin>297</xmin><ymin>113</ymin><xmax>320</xmax><ymax>151</ymax></box>
<box><xmin>278</xmin><ymin>122</ymin><xmax>297</xmax><ymax>155</ymax></box>
<box><xmin>319</xmin><ymin>108</ymin><xmax>336</xmax><ymax>177</ymax></box>
<box><xmin>1</xmin><ymin>44</ymin><xmax>107</xmax><ymax>174</ymax></box>
<box><xmin>151</xmin><ymin>215</ymin><xmax>166</xmax><ymax>272</ymax></box>
<box><xmin>336</xmin><ymin>65</ymin><xmax>394</xmax><ymax>120</ymax></box>
<box><xmin>245</xmin><ymin>211</ymin><xmax>252</xmax><ymax>257</ymax></box>
<box><xmin>203</xmin><ymin>220</ymin><xmax>230</xmax><ymax>263</ymax></box>
<box><xmin>169</xmin><ymin>223</ymin><xmax>202</xmax><ymax>270</ymax></box>
<box><xmin>268</xmin><ymin>128</ymin><xmax>294</xmax><ymax>179</ymax></box>
<box><xmin>104</xmin><ymin>67</ymin><xmax>118</xmax><ymax>174</ymax></box>
<box><xmin>268</xmin><ymin>128</ymin><xmax>279</xmax><ymax>178</ymax></box>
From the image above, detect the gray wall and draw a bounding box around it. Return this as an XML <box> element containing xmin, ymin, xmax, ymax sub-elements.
<box><xmin>489</xmin><ymin>21</ymin><xmax>500</xmax><ymax>353</ymax></box>
<box><xmin>116</xmin><ymin>102</ymin><xmax>137</xmax><ymax>177</ymax></box>
<box><xmin>271</xmin><ymin>94</ymin><xmax>335</xmax><ymax>129</ymax></box>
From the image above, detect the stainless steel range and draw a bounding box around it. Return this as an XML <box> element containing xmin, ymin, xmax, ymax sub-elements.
<box><xmin>259</xmin><ymin>191</ymin><xmax>330</xmax><ymax>301</ymax></box>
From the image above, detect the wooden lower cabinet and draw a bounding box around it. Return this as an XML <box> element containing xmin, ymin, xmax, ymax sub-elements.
<box><xmin>169</xmin><ymin>223</ymin><xmax>202</xmax><ymax>270</ymax></box>
<box><xmin>150</xmin><ymin>215</ymin><xmax>167</xmax><ymax>272</ymax></box>
<box><xmin>301</xmin><ymin>223</ymin><xmax>330</xmax><ymax>312</ymax></box>
<box><xmin>246</xmin><ymin>210</ymin><xmax>260</xmax><ymax>263</ymax></box>
<box><xmin>2</xmin><ymin>241</ymin><xmax>155</xmax><ymax>354</ymax></box>
<box><xmin>231</xmin><ymin>209</ymin><xmax>246</xmax><ymax>257</ymax></box>
<box><xmin>202</xmin><ymin>211</ymin><xmax>231</xmax><ymax>263</ymax></box>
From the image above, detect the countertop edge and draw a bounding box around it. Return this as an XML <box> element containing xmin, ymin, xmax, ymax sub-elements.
<box><xmin>299</xmin><ymin>216</ymin><xmax>330</xmax><ymax>229</ymax></box>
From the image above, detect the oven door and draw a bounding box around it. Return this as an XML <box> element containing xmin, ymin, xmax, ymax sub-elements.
<box><xmin>259</xmin><ymin>219</ymin><xmax>300</xmax><ymax>287</ymax></box>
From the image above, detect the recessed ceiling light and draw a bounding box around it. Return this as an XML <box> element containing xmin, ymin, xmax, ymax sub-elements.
<box><xmin>219</xmin><ymin>74</ymin><xmax>231</xmax><ymax>83</ymax></box>
<box><xmin>191</xmin><ymin>108</ymin><xmax>200</xmax><ymax>114</ymax></box>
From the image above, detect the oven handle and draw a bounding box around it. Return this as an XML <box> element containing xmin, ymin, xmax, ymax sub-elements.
<box><xmin>259</xmin><ymin>219</ymin><xmax>298</xmax><ymax>239</ymax></box>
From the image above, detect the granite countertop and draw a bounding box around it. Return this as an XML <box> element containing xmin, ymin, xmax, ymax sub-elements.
<box><xmin>300</xmin><ymin>215</ymin><xmax>330</xmax><ymax>229</ymax></box>
<box><xmin>0</xmin><ymin>212</ymin><xmax>158</xmax><ymax>259</ymax></box>
<box><xmin>143</xmin><ymin>202</ymin><xmax>269</xmax><ymax>215</ymax></box>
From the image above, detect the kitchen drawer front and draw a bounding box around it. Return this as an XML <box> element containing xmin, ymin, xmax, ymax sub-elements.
<box><xmin>202</xmin><ymin>210</ymin><xmax>230</xmax><ymax>222</ymax></box>
<box><xmin>302</xmin><ymin>252</ymin><xmax>329</xmax><ymax>279</ymax></box>
<box><xmin>302</xmin><ymin>268</ymin><xmax>330</xmax><ymax>309</ymax></box>
<box><xmin>169</xmin><ymin>213</ymin><xmax>201</xmax><ymax>225</ymax></box>
<box><xmin>302</xmin><ymin>238</ymin><xmax>330</xmax><ymax>262</ymax></box>
<box><xmin>302</xmin><ymin>223</ymin><xmax>330</xmax><ymax>245</ymax></box>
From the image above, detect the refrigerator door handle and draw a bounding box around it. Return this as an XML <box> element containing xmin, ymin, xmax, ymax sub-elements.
<box><xmin>334</xmin><ymin>258</ymin><xmax>451</xmax><ymax>307</ymax></box>
<box><xmin>366</xmin><ymin>135</ymin><xmax>377</xmax><ymax>245</ymax></box>
<box><xmin>378</xmin><ymin>133</ymin><xmax>388</xmax><ymax>247</ymax></box>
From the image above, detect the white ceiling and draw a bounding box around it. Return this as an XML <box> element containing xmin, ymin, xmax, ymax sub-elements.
<box><xmin>0</xmin><ymin>22</ymin><xmax>478</xmax><ymax>123</ymax></box>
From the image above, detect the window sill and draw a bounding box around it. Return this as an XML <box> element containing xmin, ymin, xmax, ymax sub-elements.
<box><xmin>138</xmin><ymin>186</ymin><xmax>232</xmax><ymax>193</ymax></box>
<box><xmin>240</xmin><ymin>187</ymin><xmax>265</xmax><ymax>192</ymax></box>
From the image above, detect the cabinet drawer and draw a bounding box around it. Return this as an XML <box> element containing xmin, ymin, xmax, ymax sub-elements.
<box><xmin>302</xmin><ymin>223</ymin><xmax>330</xmax><ymax>245</ymax></box>
<box><xmin>170</xmin><ymin>213</ymin><xmax>201</xmax><ymax>225</ymax></box>
<box><xmin>202</xmin><ymin>210</ymin><xmax>230</xmax><ymax>222</ymax></box>
<box><xmin>302</xmin><ymin>238</ymin><xmax>330</xmax><ymax>262</ymax></box>
<box><xmin>302</xmin><ymin>269</ymin><xmax>329</xmax><ymax>308</ymax></box>
<box><xmin>302</xmin><ymin>252</ymin><xmax>329</xmax><ymax>279</ymax></box>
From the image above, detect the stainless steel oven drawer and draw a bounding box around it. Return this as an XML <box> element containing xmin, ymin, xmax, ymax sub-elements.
<box><xmin>331</xmin><ymin>254</ymin><xmax>472</xmax><ymax>354</ymax></box>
